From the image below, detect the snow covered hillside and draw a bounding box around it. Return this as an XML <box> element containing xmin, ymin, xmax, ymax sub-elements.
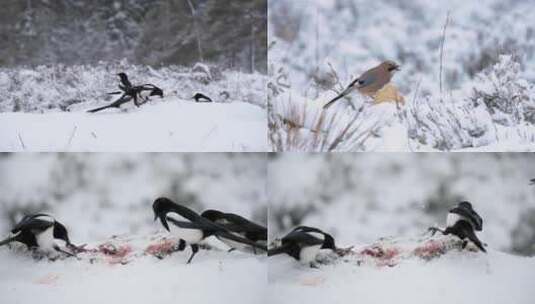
<box><xmin>268</xmin><ymin>0</ymin><xmax>535</xmax><ymax>151</ymax></box>
<box><xmin>268</xmin><ymin>236</ymin><xmax>535</xmax><ymax>304</ymax></box>
<box><xmin>0</xmin><ymin>62</ymin><xmax>267</xmax><ymax>151</ymax></box>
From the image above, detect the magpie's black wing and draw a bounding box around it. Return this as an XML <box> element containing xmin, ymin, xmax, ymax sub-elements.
<box><xmin>218</xmin><ymin>213</ymin><xmax>267</xmax><ymax>235</ymax></box>
<box><xmin>12</xmin><ymin>218</ymin><xmax>54</xmax><ymax>234</ymax></box>
<box><xmin>451</xmin><ymin>207</ymin><xmax>483</xmax><ymax>231</ymax></box>
<box><xmin>282</xmin><ymin>230</ymin><xmax>324</xmax><ymax>247</ymax></box>
<box><xmin>199</xmin><ymin>217</ymin><xmax>267</xmax><ymax>251</ymax></box>
<box><xmin>291</xmin><ymin>226</ymin><xmax>336</xmax><ymax>248</ymax></box>
<box><xmin>11</xmin><ymin>214</ymin><xmax>53</xmax><ymax>234</ymax></box>
<box><xmin>169</xmin><ymin>204</ymin><xmax>203</xmax><ymax>223</ymax></box>
<box><xmin>166</xmin><ymin>218</ymin><xmax>212</xmax><ymax>230</ymax></box>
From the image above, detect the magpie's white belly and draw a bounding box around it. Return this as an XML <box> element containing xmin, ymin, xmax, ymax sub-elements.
<box><xmin>168</xmin><ymin>225</ymin><xmax>203</xmax><ymax>244</ymax></box>
<box><xmin>35</xmin><ymin>226</ymin><xmax>57</xmax><ymax>253</ymax></box>
<box><xmin>299</xmin><ymin>245</ymin><xmax>321</xmax><ymax>263</ymax></box>
<box><xmin>446</xmin><ymin>213</ymin><xmax>464</xmax><ymax>228</ymax></box>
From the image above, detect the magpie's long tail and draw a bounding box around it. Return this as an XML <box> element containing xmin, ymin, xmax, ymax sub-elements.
<box><xmin>0</xmin><ymin>235</ymin><xmax>17</xmax><ymax>247</ymax></box>
<box><xmin>87</xmin><ymin>104</ymin><xmax>113</xmax><ymax>113</ymax></box>
<box><xmin>217</xmin><ymin>231</ymin><xmax>267</xmax><ymax>252</ymax></box>
<box><xmin>267</xmin><ymin>245</ymin><xmax>288</xmax><ymax>257</ymax></box>
<box><xmin>467</xmin><ymin>230</ymin><xmax>487</xmax><ymax>253</ymax></box>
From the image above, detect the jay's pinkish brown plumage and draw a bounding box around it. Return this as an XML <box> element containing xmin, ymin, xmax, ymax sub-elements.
<box><xmin>323</xmin><ymin>60</ymin><xmax>401</xmax><ymax>109</ymax></box>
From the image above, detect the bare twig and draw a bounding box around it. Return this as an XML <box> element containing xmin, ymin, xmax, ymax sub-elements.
<box><xmin>439</xmin><ymin>11</ymin><xmax>451</xmax><ymax>99</ymax></box>
<box><xmin>66</xmin><ymin>125</ymin><xmax>78</xmax><ymax>149</ymax></box>
<box><xmin>17</xmin><ymin>133</ymin><xmax>26</xmax><ymax>150</ymax></box>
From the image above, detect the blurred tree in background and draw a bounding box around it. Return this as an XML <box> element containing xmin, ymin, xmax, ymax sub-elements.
<box><xmin>0</xmin><ymin>0</ymin><xmax>266</xmax><ymax>73</ymax></box>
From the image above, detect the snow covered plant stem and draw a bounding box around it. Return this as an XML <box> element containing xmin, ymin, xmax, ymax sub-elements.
<box><xmin>439</xmin><ymin>11</ymin><xmax>450</xmax><ymax>99</ymax></box>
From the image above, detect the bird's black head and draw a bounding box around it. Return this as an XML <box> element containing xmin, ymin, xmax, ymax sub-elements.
<box><xmin>458</xmin><ymin>201</ymin><xmax>473</xmax><ymax>210</ymax></box>
<box><xmin>321</xmin><ymin>234</ymin><xmax>336</xmax><ymax>250</ymax></box>
<box><xmin>150</xmin><ymin>87</ymin><xmax>164</xmax><ymax>98</ymax></box>
<box><xmin>53</xmin><ymin>221</ymin><xmax>71</xmax><ymax>245</ymax></box>
<box><xmin>152</xmin><ymin>197</ymin><xmax>176</xmax><ymax>231</ymax></box>
<box><xmin>201</xmin><ymin>209</ymin><xmax>224</xmax><ymax>222</ymax></box>
<box><xmin>117</xmin><ymin>72</ymin><xmax>127</xmax><ymax>79</ymax></box>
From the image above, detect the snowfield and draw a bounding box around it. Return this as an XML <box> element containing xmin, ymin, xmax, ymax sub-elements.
<box><xmin>0</xmin><ymin>234</ymin><xmax>267</xmax><ymax>304</ymax></box>
<box><xmin>268</xmin><ymin>237</ymin><xmax>535</xmax><ymax>304</ymax></box>
<box><xmin>0</xmin><ymin>101</ymin><xmax>267</xmax><ymax>152</ymax></box>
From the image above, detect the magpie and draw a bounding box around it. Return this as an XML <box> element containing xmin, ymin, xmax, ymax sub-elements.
<box><xmin>201</xmin><ymin>209</ymin><xmax>267</xmax><ymax>253</ymax></box>
<box><xmin>88</xmin><ymin>73</ymin><xmax>164</xmax><ymax>113</ymax></box>
<box><xmin>429</xmin><ymin>201</ymin><xmax>486</xmax><ymax>253</ymax></box>
<box><xmin>268</xmin><ymin>226</ymin><xmax>336</xmax><ymax>266</ymax></box>
<box><xmin>193</xmin><ymin>93</ymin><xmax>213</xmax><ymax>103</ymax></box>
<box><xmin>0</xmin><ymin>214</ymin><xmax>77</xmax><ymax>258</ymax></box>
<box><xmin>152</xmin><ymin>197</ymin><xmax>267</xmax><ymax>263</ymax></box>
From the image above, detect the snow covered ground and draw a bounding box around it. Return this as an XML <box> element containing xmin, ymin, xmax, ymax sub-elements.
<box><xmin>268</xmin><ymin>243</ymin><xmax>535</xmax><ymax>304</ymax></box>
<box><xmin>0</xmin><ymin>101</ymin><xmax>266</xmax><ymax>152</ymax></box>
<box><xmin>0</xmin><ymin>62</ymin><xmax>267</xmax><ymax>151</ymax></box>
<box><xmin>0</xmin><ymin>234</ymin><xmax>267</xmax><ymax>304</ymax></box>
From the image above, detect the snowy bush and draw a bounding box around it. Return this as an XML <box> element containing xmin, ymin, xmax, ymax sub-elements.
<box><xmin>407</xmin><ymin>55</ymin><xmax>535</xmax><ymax>150</ymax></box>
<box><xmin>471</xmin><ymin>55</ymin><xmax>535</xmax><ymax>125</ymax></box>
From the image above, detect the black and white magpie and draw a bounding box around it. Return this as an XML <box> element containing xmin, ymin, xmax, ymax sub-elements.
<box><xmin>268</xmin><ymin>226</ymin><xmax>337</xmax><ymax>266</ymax></box>
<box><xmin>152</xmin><ymin>197</ymin><xmax>267</xmax><ymax>263</ymax></box>
<box><xmin>193</xmin><ymin>93</ymin><xmax>213</xmax><ymax>103</ymax></box>
<box><xmin>88</xmin><ymin>72</ymin><xmax>164</xmax><ymax>113</ymax></box>
<box><xmin>430</xmin><ymin>201</ymin><xmax>486</xmax><ymax>253</ymax></box>
<box><xmin>0</xmin><ymin>214</ymin><xmax>76</xmax><ymax>258</ymax></box>
<box><xmin>200</xmin><ymin>209</ymin><xmax>267</xmax><ymax>253</ymax></box>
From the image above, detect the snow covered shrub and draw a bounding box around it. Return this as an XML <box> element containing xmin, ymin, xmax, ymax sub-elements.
<box><xmin>407</xmin><ymin>94</ymin><xmax>496</xmax><ymax>150</ymax></box>
<box><xmin>0</xmin><ymin>61</ymin><xmax>267</xmax><ymax>113</ymax></box>
<box><xmin>470</xmin><ymin>55</ymin><xmax>535</xmax><ymax>125</ymax></box>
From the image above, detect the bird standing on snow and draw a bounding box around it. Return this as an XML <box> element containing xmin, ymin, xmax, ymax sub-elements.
<box><xmin>323</xmin><ymin>60</ymin><xmax>401</xmax><ymax>109</ymax></box>
<box><xmin>193</xmin><ymin>93</ymin><xmax>213</xmax><ymax>103</ymax></box>
<box><xmin>429</xmin><ymin>201</ymin><xmax>487</xmax><ymax>253</ymax></box>
<box><xmin>152</xmin><ymin>197</ymin><xmax>267</xmax><ymax>264</ymax></box>
<box><xmin>268</xmin><ymin>226</ymin><xmax>337</xmax><ymax>266</ymax></box>
<box><xmin>201</xmin><ymin>209</ymin><xmax>267</xmax><ymax>254</ymax></box>
<box><xmin>0</xmin><ymin>214</ymin><xmax>77</xmax><ymax>258</ymax></box>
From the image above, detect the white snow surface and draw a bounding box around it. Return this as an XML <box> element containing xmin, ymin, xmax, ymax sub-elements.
<box><xmin>269</xmin><ymin>249</ymin><xmax>535</xmax><ymax>304</ymax></box>
<box><xmin>0</xmin><ymin>101</ymin><xmax>267</xmax><ymax>152</ymax></box>
<box><xmin>0</xmin><ymin>234</ymin><xmax>267</xmax><ymax>304</ymax></box>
